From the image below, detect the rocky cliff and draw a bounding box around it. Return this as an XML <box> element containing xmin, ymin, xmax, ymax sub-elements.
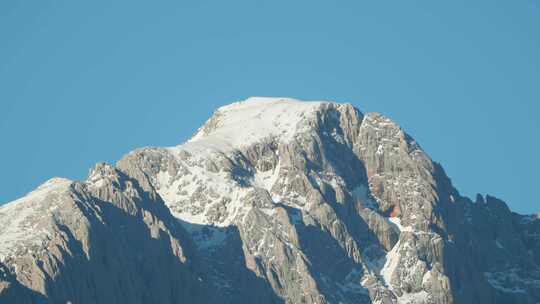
<box><xmin>1</xmin><ymin>97</ymin><xmax>539</xmax><ymax>303</ymax></box>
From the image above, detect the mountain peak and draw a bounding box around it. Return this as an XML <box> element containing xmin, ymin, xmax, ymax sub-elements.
<box><xmin>2</xmin><ymin>97</ymin><xmax>539</xmax><ymax>304</ymax></box>
<box><xmin>216</xmin><ymin>96</ymin><xmax>306</xmax><ymax>111</ymax></box>
<box><xmin>187</xmin><ymin>97</ymin><xmax>332</xmax><ymax>151</ymax></box>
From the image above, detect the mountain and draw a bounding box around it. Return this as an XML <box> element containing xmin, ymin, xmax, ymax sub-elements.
<box><xmin>1</xmin><ymin>97</ymin><xmax>539</xmax><ymax>304</ymax></box>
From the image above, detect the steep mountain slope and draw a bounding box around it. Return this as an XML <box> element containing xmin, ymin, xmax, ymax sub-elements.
<box><xmin>0</xmin><ymin>164</ymin><xmax>207</xmax><ymax>303</ymax></box>
<box><xmin>1</xmin><ymin>97</ymin><xmax>539</xmax><ymax>304</ymax></box>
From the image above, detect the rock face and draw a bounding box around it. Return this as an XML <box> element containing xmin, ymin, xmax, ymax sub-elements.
<box><xmin>1</xmin><ymin>97</ymin><xmax>539</xmax><ymax>304</ymax></box>
<box><xmin>0</xmin><ymin>165</ymin><xmax>207</xmax><ymax>304</ymax></box>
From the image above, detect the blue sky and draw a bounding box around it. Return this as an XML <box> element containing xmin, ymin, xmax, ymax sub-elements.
<box><xmin>1</xmin><ymin>1</ymin><xmax>538</xmax><ymax>214</ymax></box>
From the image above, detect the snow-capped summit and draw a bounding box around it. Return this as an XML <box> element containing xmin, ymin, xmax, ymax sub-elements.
<box><xmin>1</xmin><ymin>97</ymin><xmax>539</xmax><ymax>304</ymax></box>
<box><xmin>188</xmin><ymin>97</ymin><xmax>327</xmax><ymax>151</ymax></box>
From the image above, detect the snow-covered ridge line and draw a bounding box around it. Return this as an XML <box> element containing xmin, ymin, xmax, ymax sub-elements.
<box><xmin>0</xmin><ymin>177</ymin><xmax>73</xmax><ymax>261</ymax></box>
<box><xmin>215</xmin><ymin>96</ymin><xmax>320</xmax><ymax>112</ymax></box>
<box><xmin>187</xmin><ymin>97</ymin><xmax>329</xmax><ymax>151</ymax></box>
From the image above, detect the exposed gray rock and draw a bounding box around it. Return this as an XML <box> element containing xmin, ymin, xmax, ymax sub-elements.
<box><xmin>0</xmin><ymin>164</ymin><xmax>207</xmax><ymax>303</ymax></box>
<box><xmin>1</xmin><ymin>97</ymin><xmax>538</xmax><ymax>303</ymax></box>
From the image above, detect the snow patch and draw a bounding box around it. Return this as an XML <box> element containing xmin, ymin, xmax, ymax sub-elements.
<box><xmin>388</xmin><ymin>216</ymin><xmax>413</xmax><ymax>232</ymax></box>
<box><xmin>0</xmin><ymin>178</ymin><xmax>72</xmax><ymax>262</ymax></box>
<box><xmin>380</xmin><ymin>238</ymin><xmax>401</xmax><ymax>289</ymax></box>
<box><xmin>252</xmin><ymin>163</ymin><xmax>280</xmax><ymax>191</ymax></box>
<box><xmin>189</xmin><ymin>97</ymin><xmax>324</xmax><ymax>151</ymax></box>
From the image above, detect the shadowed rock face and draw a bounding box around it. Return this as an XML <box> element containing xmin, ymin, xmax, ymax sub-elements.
<box><xmin>1</xmin><ymin>97</ymin><xmax>539</xmax><ymax>304</ymax></box>
<box><xmin>0</xmin><ymin>164</ymin><xmax>208</xmax><ymax>304</ymax></box>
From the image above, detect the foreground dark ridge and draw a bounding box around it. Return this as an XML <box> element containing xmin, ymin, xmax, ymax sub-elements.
<box><xmin>1</xmin><ymin>97</ymin><xmax>539</xmax><ymax>304</ymax></box>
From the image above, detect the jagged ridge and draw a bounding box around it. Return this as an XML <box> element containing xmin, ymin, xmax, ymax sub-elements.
<box><xmin>1</xmin><ymin>97</ymin><xmax>539</xmax><ymax>304</ymax></box>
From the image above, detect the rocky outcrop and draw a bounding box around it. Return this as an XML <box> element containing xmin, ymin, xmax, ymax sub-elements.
<box><xmin>1</xmin><ymin>97</ymin><xmax>539</xmax><ymax>303</ymax></box>
<box><xmin>0</xmin><ymin>164</ymin><xmax>207</xmax><ymax>304</ymax></box>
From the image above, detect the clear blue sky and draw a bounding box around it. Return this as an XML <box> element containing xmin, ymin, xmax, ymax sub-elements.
<box><xmin>1</xmin><ymin>1</ymin><xmax>538</xmax><ymax>214</ymax></box>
